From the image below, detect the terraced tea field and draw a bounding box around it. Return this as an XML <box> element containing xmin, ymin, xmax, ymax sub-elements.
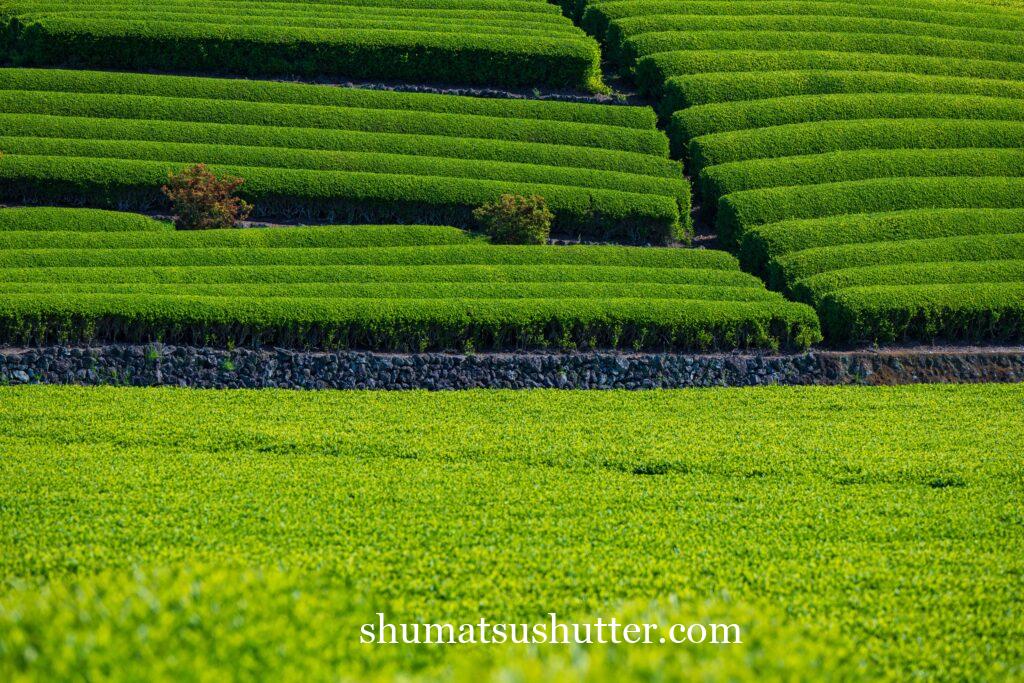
<box><xmin>0</xmin><ymin>69</ymin><xmax>689</xmax><ymax>243</ymax></box>
<box><xmin>577</xmin><ymin>0</ymin><xmax>1024</xmax><ymax>344</ymax></box>
<box><xmin>2</xmin><ymin>2</ymin><xmax>1024</xmax><ymax>680</ymax></box>
<box><xmin>0</xmin><ymin>207</ymin><xmax>817</xmax><ymax>351</ymax></box>
<box><xmin>0</xmin><ymin>0</ymin><xmax>605</xmax><ymax>90</ymax></box>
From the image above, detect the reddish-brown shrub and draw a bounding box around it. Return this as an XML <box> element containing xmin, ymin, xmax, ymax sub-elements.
<box><xmin>162</xmin><ymin>164</ymin><xmax>252</xmax><ymax>230</ymax></box>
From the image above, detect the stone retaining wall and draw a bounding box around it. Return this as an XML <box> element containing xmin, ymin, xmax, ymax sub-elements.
<box><xmin>1</xmin><ymin>345</ymin><xmax>1022</xmax><ymax>389</ymax></box>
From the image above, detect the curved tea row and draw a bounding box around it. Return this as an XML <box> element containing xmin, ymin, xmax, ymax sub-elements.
<box><xmin>578</xmin><ymin>0</ymin><xmax>1024</xmax><ymax>344</ymax></box>
<box><xmin>0</xmin><ymin>208</ymin><xmax>819</xmax><ymax>351</ymax></box>
<box><xmin>0</xmin><ymin>69</ymin><xmax>690</xmax><ymax>244</ymax></box>
<box><xmin>0</xmin><ymin>0</ymin><xmax>604</xmax><ymax>91</ymax></box>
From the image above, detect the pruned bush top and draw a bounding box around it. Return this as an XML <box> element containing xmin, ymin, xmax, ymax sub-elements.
<box><xmin>0</xmin><ymin>69</ymin><xmax>689</xmax><ymax>244</ymax></box>
<box><xmin>0</xmin><ymin>0</ymin><xmax>606</xmax><ymax>92</ymax></box>
<box><xmin>570</xmin><ymin>0</ymin><xmax>1024</xmax><ymax>345</ymax></box>
<box><xmin>0</xmin><ymin>207</ymin><xmax>819</xmax><ymax>352</ymax></box>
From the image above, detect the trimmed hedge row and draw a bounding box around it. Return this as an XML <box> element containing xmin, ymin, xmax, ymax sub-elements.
<box><xmin>0</xmin><ymin>214</ymin><xmax>819</xmax><ymax>351</ymax></box>
<box><xmin>1</xmin><ymin>10</ymin><xmax>605</xmax><ymax>91</ymax></box>
<box><xmin>0</xmin><ymin>240</ymin><xmax>736</xmax><ymax>270</ymax></box>
<box><xmin>0</xmin><ymin>264</ymin><xmax>764</xmax><ymax>286</ymax></box>
<box><xmin>0</xmin><ymin>226</ymin><xmax>482</xmax><ymax>251</ymax></box>
<box><xmin>620</xmin><ymin>30</ymin><xmax>1024</xmax><ymax>68</ymax></box>
<box><xmin>818</xmin><ymin>283</ymin><xmax>1024</xmax><ymax>345</ymax></box>
<box><xmin>636</xmin><ymin>50</ymin><xmax>1024</xmax><ymax>96</ymax></box>
<box><xmin>739</xmin><ymin>208</ymin><xmax>1024</xmax><ymax>278</ymax></box>
<box><xmin>716</xmin><ymin>177</ymin><xmax>1024</xmax><ymax>246</ymax></box>
<box><xmin>670</xmin><ymin>94</ymin><xmax>1024</xmax><ymax>152</ymax></box>
<box><xmin>0</xmin><ymin>281</ymin><xmax>781</xmax><ymax>302</ymax></box>
<box><xmin>10</xmin><ymin>14</ymin><xmax>582</xmax><ymax>41</ymax></box>
<box><xmin>0</xmin><ymin>68</ymin><xmax>653</xmax><ymax>129</ymax></box>
<box><xmin>0</xmin><ymin>206</ymin><xmax>170</xmax><ymax>232</ymax></box>
<box><xmin>0</xmin><ymin>224</ymin><xmax>475</xmax><ymax>250</ymax></box>
<box><xmin>699</xmin><ymin>148</ymin><xmax>1024</xmax><ymax>199</ymax></box>
<box><xmin>0</xmin><ymin>69</ymin><xmax>686</xmax><ymax>243</ymax></box>
<box><xmin>0</xmin><ymin>136</ymin><xmax>690</xmax><ymax>208</ymax></box>
<box><xmin>0</xmin><ymin>114</ymin><xmax>682</xmax><ymax>179</ymax></box>
<box><xmin>581</xmin><ymin>0</ymin><xmax>1024</xmax><ymax>37</ymax></box>
<box><xmin>689</xmin><ymin>119</ymin><xmax>1024</xmax><ymax>170</ymax></box>
<box><xmin>795</xmin><ymin>260</ymin><xmax>1024</xmax><ymax>302</ymax></box>
<box><xmin>567</xmin><ymin>0</ymin><xmax>1024</xmax><ymax>346</ymax></box>
<box><xmin>607</xmin><ymin>14</ymin><xmax>1024</xmax><ymax>58</ymax></box>
<box><xmin>0</xmin><ymin>155</ymin><xmax>686</xmax><ymax>243</ymax></box>
<box><xmin>661</xmin><ymin>70</ymin><xmax>1024</xmax><ymax>114</ymax></box>
<box><xmin>776</xmin><ymin>233</ymin><xmax>1024</xmax><ymax>285</ymax></box>
<box><xmin>0</xmin><ymin>90</ymin><xmax>668</xmax><ymax>155</ymax></box>
<box><xmin>0</xmin><ymin>294</ymin><xmax>822</xmax><ymax>351</ymax></box>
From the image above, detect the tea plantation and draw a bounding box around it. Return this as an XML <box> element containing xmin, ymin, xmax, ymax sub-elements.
<box><xmin>578</xmin><ymin>0</ymin><xmax>1024</xmax><ymax>344</ymax></box>
<box><xmin>0</xmin><ymin>68</ymin><xmax>690</xmax><ymax>243</ymax></box>
<box><xmin>0</xmin><ymin>0</ymin><xmax>606</xmax><ymax>90</ymax></box>
<box><xmin>0</xmin><ymin>207</ymin><xmax>819</xmax><ymax>351</ymax></box>
<box><xmin>1</xmin><ymin>385</ymin><xmax>1022</xmax><ymax>679</ymax></box>
<box><xmin>1</xmin><ymin>0</ymin><xmax>1023</xmax><ymax>679</ymax></box>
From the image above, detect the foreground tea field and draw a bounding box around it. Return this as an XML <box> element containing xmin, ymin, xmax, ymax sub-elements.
<box><xmin>0</xmin><ymin>0</ymin><xmax>604</xmax><ymax>91</ymax></box>
<box><xmin>578</xmin><ymin>0</ymin><xmax>1024</xmax><ymax>344</ymax></box>
<box><xmin>0</xmin><ymin>69</ymin><xmax>689</xmax><ymax>243</ymax></box>
<box><xmin>0</xmin><ymin>207</ymin><xmax>818</xmax><ymax>351</ymax></box>
<box><xmin>0</xmin><ymin>385</ymin><xmax>1021</xmax><ymax>679</ymax></box>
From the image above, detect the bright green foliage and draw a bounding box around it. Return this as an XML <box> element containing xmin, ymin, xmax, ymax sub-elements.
<box><xmin>573</xmin><ymin>0</ymin><xmax>1024</xmax><ymax>345</ymax></box>
<box><xmin>739</xmin><ymin>208</ymin><xmax>1024</xmax><ymax>279</ymax></box>
<box><xmin>661</xmin><ymin>69</ymin><xmax>1024</xmax><ymax>114</ymax></box>
<box><xmin>699</xmin><ymin>148</ymin><xmax>1024</xmax><ymax>198</ymax></box>
<box><xmin>670</xmin><ymin>94</ymin><xmax>1024</xmax><ymax>151</ymax></box>
<box><xmin>620</xmin><ymin>29</ymin><xmax>1024</xmax><ymax>68</ymax></box>
<box><xmin>0</xmin><ymin>1</ymin><xmax>605</xmax><ymax>91</ymax></box>
<box><xmin>0</xmin><ymin>69</ymin><xmax>688</xmax><ymax>244</ymax></box>
<box><xmin>689</xmin><ymin>119</ymin><xmax>1024</xmax><ymax>170</ymax></box>
<box><xmin>0</xmin><ymin>385</ymin><xmax>1021</xmax><ymax>679</ymax></box>
<box><xmin>737</xmin><ymin>209</ymin><xmax>1024</xmax><ymax>344</ymax></box>
<box><xmin>0</xmin><ymin>68</ymin><xmax>649</xmax><ymax>127</ymax></box>
<box><xmin>716</xmin><ymin>177</ymin><xmax>1024</xmax><ymax>247</ymax></box>
<box><xmin>0</xmin><ymin>206</ymin><xmax>171</xmax><ymax>232</ymax></box>
<box><xmin>777</xmin><ymin>233</ymin><xmax>1024</xmax><ymax>285</ymax></box>
<box><xmin>818</xmin><ymin>282</ymin><xmax>1024</xmax><ymax>344</ymax></box>
<box><xmin>636</xmin><ymin>49</ymin><xmax>1024</xmax><ymax>96</ymax></box>
<box><xmin>0</xmin><ymin>208</ymin><xmax>817</xmax><ymax>351</ymax></box>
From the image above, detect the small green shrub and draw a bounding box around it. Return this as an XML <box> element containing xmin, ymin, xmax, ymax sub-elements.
<box><xmin>162</xmin><ymin>164</ymin><xmax>252</xmax><ymax>230</ymax></box>
<box><xmin>473</xmin><ymin>194</ymin><xmax>554</xmax><ymax>245</ymax></box>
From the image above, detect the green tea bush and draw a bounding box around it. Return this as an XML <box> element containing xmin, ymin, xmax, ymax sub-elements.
<box><xmin>0</xmin><ymin>206</ymin><xmax>170</xmax><ymax>232</ymax></box>
<box><xmin>0</xmin><ymin>68</ymin><xmax>649</xmax><ymax>128</ymax></box>
<box><xmin>716</xmin><ymin>177</ymin><xmax>1024</xmax><ymax>246</ymax></box>
<box><xmin>689</xmin><ymin>119</ymin><xmax>1024</xmax><ymax>170</ymax></box>
<box><xmin>739</xmin><ymin>208</ymin><xmax>1024</xmax><ymax>278</ymax></box>
<box><xmin>0</xmin><ymin>69</ymin><xmax>688</xmax><ymax>243</ymax></box>
<box><xmin>699</xmin><ymin>148</ymin><xmax>1024</xmax><ymax>199</ymax></box>
<box><xmin>819</xmin><ymin>282</ymin><xmax>1024</xmax><ymax>344</ymax></box>
<box><xmin>1</xmin><ymin>4</ymin><xmax>606</xmax><ymax>91</ymax></box>
<box><xmin>0</xmin><ymin>211</ymin><xmax>817</xmax><ymax>351</ymax></box>
<box><xmin>0</xmin><ymin>384</ymin><xmax>1021</xmax><ymax>678</ymax></box>
<box><xmin>795</xmin><ymin>260</ymin><xmax>1024</xmax><ymax>302</ymax></box>
<box><xmin>568</xmin><ymin>0</ymin><xmax>1024</xmax><ymax>346</ymax></box>
<box><xmin>636</xmin><ymin>49</ymin><xmax>1024</xmax><ymax>95</ymax></box>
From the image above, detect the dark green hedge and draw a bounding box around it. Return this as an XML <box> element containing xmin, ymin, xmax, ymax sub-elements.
<box><xmin>0</xmin><ymin>293</ymin><xmax>822</xmax><ymax>351</ymax></box>
<box><xmin>2</xmin><ymin>15</ymin><xmax>605</xmax><ymax>91</ymax></box>
<box><xmin>818</xmin><ymin>283</ymin><xmax>1024</xmax><ymax>345</ymax></box>
<box><xmin>0</xmin><ymin>155</ymin><xmax>686</xmax><ymax>243</ymax></box>
<box><xmin>739</xmin><ymin>208</ymin><xmax>1024</xmax><ymax>279</ymax></box>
